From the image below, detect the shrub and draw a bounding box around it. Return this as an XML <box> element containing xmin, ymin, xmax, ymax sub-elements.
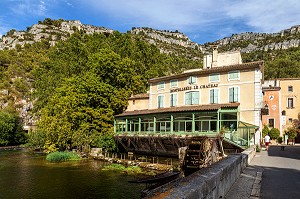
<box><xmin>277</xmin><ymin>136</ymin><xmax>283</xmax><ymax>144</ymax></box>
<box><xmin>256</xmin><ymin>144</ymin><xmax>261</xmax><ymax>152</ymax></box>
<box><xmin>262</xmin><ymin>124</ymin><xmax>269</xmax><ymax>138</ymax></box>
<box><xmin>46</xmin><ymin>151</ymin><xmax>80</xmax><ymax>162</ymax></box>
<box><xmin>285</xmin><ymin>126</ymin><xmax>298</xmax><ymax>139</ymax></box>
<box><xmin>269</xmin><ymin>128</ymin><xmax>280</xmax><ymax>140</ymax></box>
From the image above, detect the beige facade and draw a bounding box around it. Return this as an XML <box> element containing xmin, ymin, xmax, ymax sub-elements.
<box><xmin>148</xmin><ymin>62</ymin><xmax>264</xmax><ymax>127</ymax></box>
<box><xmin>118</xmin><ymin>51</ymin><xmax>265</xmax><ymax>147</ymax></box>
<box><xmin>126</xmin><ymin>93</ymin><xmax>149</xmax><ymax>112</ymax></box>
<box><xmin>279</xmin><ymin>79</ymin><xmax>300</xmax><ymax>131</ymax></box>
<box><xmin>261</xmin><ymin>78</ymin><xmax>300</xmax><ymax>140</ymax></box>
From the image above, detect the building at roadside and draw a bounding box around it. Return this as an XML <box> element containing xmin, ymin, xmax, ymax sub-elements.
<box><xmin>114</xmin><ymin>49</ymin><xmax>264</xmax><ymax>149</ymax></box>
<box><xmin>262</xmin><ymin>78</ymin><xmax>300</xmax><ymax>141</ymax></box>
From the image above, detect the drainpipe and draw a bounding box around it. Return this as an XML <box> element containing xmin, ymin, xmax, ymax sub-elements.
<box><xmin>192</xmin><ymin>113</ymin><xmax>195</xmax><ymax>133</ymax></box>
<box><xmin>171</xmin><ymin>115</ymin><xmax>174</xmax><ymax>134</ymax></box>
<box><xmin>138</xmin><ymin>118</ymin><xmax>141</xmax><ymax>133</ymax></box>
<box><xmin>154</xmin><ymin>116</ymin><xmax>156</xmax><ymax>133</ymax></box>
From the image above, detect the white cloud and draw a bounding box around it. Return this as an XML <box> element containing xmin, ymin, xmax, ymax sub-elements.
<box><xmin>83</xmin><ymin>0</ymin><xmax>230</xmax><ymax>30</ymax></box>
<box><xmin>82</xmin><ymin>0</ymin><xmax>300</xmax><ymax>36</ymax></box>
<box><xmin>10</xmin><ymin>0</ymin><xmax>49</xmax><ymax>16</ymax></box>
<box><xmin>224</xmin><ymin>0</ymin><xmax>300</xmax><ymax>33</ymax></box>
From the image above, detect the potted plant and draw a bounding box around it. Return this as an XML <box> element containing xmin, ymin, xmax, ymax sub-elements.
<box><xmin>285</xmin><ymin>126</ymin><xmax>297</xmax><ymax>145</ymax></box>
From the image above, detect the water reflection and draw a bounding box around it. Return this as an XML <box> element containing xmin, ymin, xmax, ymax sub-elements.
<box><xmin>0</xmin><ymin>150</ymin><xmax>144</xmax><ymax>199</ymax></box>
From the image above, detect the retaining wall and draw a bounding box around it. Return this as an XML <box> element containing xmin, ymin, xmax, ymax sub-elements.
<box><xmin>145</xmin><ymin>146</ymin><xmax>256</xmax><ymax>199</ymax></box>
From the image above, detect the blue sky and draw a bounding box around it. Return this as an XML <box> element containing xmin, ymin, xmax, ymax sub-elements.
<box><xmin>0</xmin><ymin>0</ymin><xmax>300</xmax><ymax>44</ymax></box>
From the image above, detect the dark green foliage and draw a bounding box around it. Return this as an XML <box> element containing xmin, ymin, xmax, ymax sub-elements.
<box><xmin>25</xmin><ymin>130</ymin><xmax>47</xmax><ymax>151</ymax></box>
<box><xmin>262</xmin><ymin>124</ymin><xmax>270</xmax><ymax>138</ymax></box>
<box><xmin>277</xmin><ymin>136</ymin><xmax>283</xmax><ymax>144</ymax></box>
<box><xmin>269</xmin><ymin>128</ymin><xmax>280</xmax><ymax>140</ymax></box>
<box><xmin>0</xmin><ymin>109</ymin><xmax>26</xmax><ymax>146</ymax></box>
<box><xmin>285</xmin><ymin>126</ymin><xmax>298</xmax><ymax>139</ymax></box>
<box><xmin>46</xmin><ymin>151</ymin><xmax>81</xmax><ymax>162</ymax></box>
<box><xmin>38</xmin><ymin>18</ymin><xmax>64</xmax><ymax>27</ymax></box>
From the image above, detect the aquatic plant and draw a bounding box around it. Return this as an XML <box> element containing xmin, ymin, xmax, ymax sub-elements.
<box><xmin>46</xmin><ymin>151</ymin><xmax>80</xmax><ymax>162</ymax></box>
<box><xmin>103</xmin><ymin>163</ymin><xmax>143</xmax><ymax>175</ymax></box>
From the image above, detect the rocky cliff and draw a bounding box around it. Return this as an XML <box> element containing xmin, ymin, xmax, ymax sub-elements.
<box><xmin>215</xmin><ymin>25</ymin><xmax>300</xmax><ymax>53</ymax></box>
<box><xmin>0</xmin><ymin>20</ymin><xmax>114</xmax><ymax>50</ymax></box>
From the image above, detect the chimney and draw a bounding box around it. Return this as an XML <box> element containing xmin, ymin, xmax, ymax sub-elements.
<box><xmin>211</xmin><ymin>45</ymin><xmax>218</xmax><ymax>68</ymax></box>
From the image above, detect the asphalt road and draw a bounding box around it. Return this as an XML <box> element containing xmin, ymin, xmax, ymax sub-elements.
<box><xmin>226</xmin><ymin>145</ymin><xmax>300</xmax><ymax>199</ymax></box>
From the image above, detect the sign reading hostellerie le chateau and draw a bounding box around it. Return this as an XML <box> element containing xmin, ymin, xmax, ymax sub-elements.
<box><xmin>170</xmin><ymin>83</ymin><xmax>218</xmax><ymax>93</ymax></box>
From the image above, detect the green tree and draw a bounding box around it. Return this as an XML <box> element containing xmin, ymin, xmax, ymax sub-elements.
<box><xmin>0</xmin><ymin>110</ymin><xmax>26</xmax><ymax>146</ymax></box>
<box><xmin>38</xmin><ymin>72</ymin><xmax>125</xmax><ymax>151</ymax></box>
<box><xmin>269</xmin><ymin>128</ymin><xmax>280</xmax><ymax>140</ymax></box>
<box><xmin>285</xmin><ymin>126</ymin><xmax>298</xmax><ymax>140</ymax></box>
<box><xmin>262</xmin><ymin>124</ymin><xmax>270</xmax><ymax>138</ymax></box>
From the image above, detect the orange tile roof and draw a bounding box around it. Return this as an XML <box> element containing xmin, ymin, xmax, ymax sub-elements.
<box><xmin>149</xmin><ymin>61</ymin><xmax>264</xmax><ymax>83</ymax></box>
<box><xmin>128</xmin><ymin>93</ymin><xmax>149</xmax><ymax>99</ymax></box>
<box><xmin>115</xmin><ymin>103</ymin><xmax>240</xmax><ymax>117</ymax></box>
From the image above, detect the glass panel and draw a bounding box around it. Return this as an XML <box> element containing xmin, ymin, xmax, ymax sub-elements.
<box><xmin>229</xmin><ymin>71</ymin><xmax>239</xmax><ymax>80</ymax></box>
<box><xmin>158</xmin><ymin>95</ymin><xmax>164</xmax><ymax>108</ymax></box>
<box><xmin>185</xmin><ymin>92</ymin><xmax>191</xmax><ymax>105</ymax></box>
<box><xmin>202</xmin><ymin>121</ymin><xmax>209</xmax><ymax>131</ymax></box>
<box><xmin>221</xmin><ymin>112</ymin><xmax>237</xmax><ymax>120</ymax></box>
<box><xmin>170</xmin><ymin>80</ymin><xmax>178</xmax><ymax>88</ymax></box>
<box><xmin>158</xmin><ymin>82</ymin><xmax>165</xmax><ymax>89</ymax></box>
<box><xmin>192</xmin><ymin>91</ymin><xmax>199</xmax><ymax>105</ymax></box>
<box><xmin>195</xmin><ymin>121</ymin><xmax>202</xmax><ymax>132</ymax></box>
<box><xmin>210</xmin><ymin>121</ymin><xmax>217</xmax><ymax>131</ymax></box>
<box><xmin>186</xmin><ymin>121</ymin><xmax>192</xmax><ymax>132</ymax></box>
<box><xmin>170</xmin><ymin>93</ymin><xmax>177</xmax><ymax>107</ymax></box>
<box><xmin>209</xmin><ymin>74</ymin><xmax>219</xmax><ymax>82</ymax></box>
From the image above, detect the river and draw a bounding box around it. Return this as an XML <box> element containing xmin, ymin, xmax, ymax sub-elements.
<box><xmin>0</xmin><ymin>149</ymin><xmax>145</xmax><ymax>199</ymax></box>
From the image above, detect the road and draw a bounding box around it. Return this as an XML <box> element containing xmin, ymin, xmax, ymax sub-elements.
<box><xmin>226</xmin><ymin>145</ymin><xmax>300</xmax><ymax>199</ymax></box>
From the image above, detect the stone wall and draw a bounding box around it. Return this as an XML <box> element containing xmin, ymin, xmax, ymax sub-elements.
<box><xmin>145</xmin><ymin>146</ymin><xmax>256</xmax><ymax>199</ymax></box>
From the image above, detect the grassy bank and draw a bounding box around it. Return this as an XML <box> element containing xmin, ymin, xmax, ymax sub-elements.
<box><xmin>46</xmin><ymin>151</ymin><xmax>81</xmax><ymax>162</ymax></box>
<box><xmin>103</xmin><ymin>163</ymin><xmax>145</xmax><ymax>175</ymax></box>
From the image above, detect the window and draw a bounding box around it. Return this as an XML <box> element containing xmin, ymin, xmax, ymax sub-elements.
<box><xmin>210</xmin><ymin>89</ymin><xmax>219</xmax><ymax>103</ymax></box>
<box><xmin>188</xmin><ymin>76</ymin><xmax>197</xmax><ymax>85</ymax></box>
<box><xmin>133</xmin><ymin>100</ymin><xmax>135</xmax><ymax>105</ymax></box>
<box><xmin>268</xmin><ymin>118</ymin><xmax>274</xmax><ymax>128</ymax></box>
<box><xmin>288</xmin><ymin>118</ymin><xmax>293</xmax><ymax>123</ymax></box>
<box><xmin>158</xmin><ymin>95</ymin><xmax>164</xmax><ymax>108</ymax></box>
<box><xmin>170</xmin><ymin>93</ymin><xmax>177</xmax><ymax>107</ymax></box>
<box><xmin>287</xmin><ymin>98</ymin><xmax>294</xmax><ymax>108</ymax></box>
<box><xmin>157</xmin><ymin>82</ymin><xmax>165</xmax><ymax>90</ymax></box>
<box><xmin>229</xmin><ymin>87</ymin><xmax>239</xmax><ymax>103</ymax></box>
<box><xmin>228</xmin><ymin>71</ymin><xmax>240</xmax><ymax>80</ymax></box>
<box><xmin>209</xmin><ymin>73</ymin><xmax>220</xmax><ymax>82</ymax></box>
<box><xmin>185</xmin><ymin>91</ymin><xmax>199</xmax><ymax>105</ymax></box>
<box><xmin>170</xmin><ymin>80</ymin><xmax>178</xmax><ymax>88</ymax></box>
<box><xmin>288</xmin><ymin>86</ymin><xmax>293</xmax><ymax>92</ymax></box>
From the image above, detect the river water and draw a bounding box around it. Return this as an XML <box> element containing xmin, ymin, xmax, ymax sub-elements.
<box><xmin>0</xmin><ymin>149</ymin><xmax>145</xmax><ymax>199</ymax></box>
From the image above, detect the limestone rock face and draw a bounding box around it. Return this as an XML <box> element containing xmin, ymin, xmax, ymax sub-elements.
<box><xmin>0</xmin><ymin>20</ymin><xmax>114</xmax><ymax>50</ymax></box>
<box><xmin>215</xmin><ymin>25</ymin><xmax>300</xmax><ymax>52</ymax></box>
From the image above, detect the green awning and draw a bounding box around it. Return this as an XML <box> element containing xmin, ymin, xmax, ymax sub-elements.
<box><xmin>238</xmin><ymin>121</ymin><xmax>258</xmax><ymax>128</ymax></box>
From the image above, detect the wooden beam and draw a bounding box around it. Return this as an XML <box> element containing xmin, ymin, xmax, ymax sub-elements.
<box><xmin>157</xmin><ymin>139</ymin><xmax>167</xmax><ymax>152</ymax></box>
<box><xmin>117</xmin><ymin>137</ymin><xmax>129</xmax><ymax>151</ymax></box>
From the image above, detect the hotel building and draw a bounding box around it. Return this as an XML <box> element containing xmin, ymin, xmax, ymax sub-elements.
<box><xmin>114</xmin><ymin>50</ymin><xmax>264</xmax><ymax>149</ymax></box>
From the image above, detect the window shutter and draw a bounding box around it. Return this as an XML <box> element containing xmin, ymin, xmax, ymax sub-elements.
<box><xmin>210</xmin><ymin>89</ymin><xmax>214</xmax><ymax>103</ymax></box>
<box><xmin>234</xmin><ymin>87</ymin><xmax>238</xmax><ymax>102</ymax></box>
<box><xmin>192</xmin><ymin>92</ymin><xmax>199</xmax><ymax>105</ymax></box>
<box><xmin>214</xmin><ymin>89</ymin><xmax>218</xmax><ymax>103</ymax></box>
<box><xmin>229</xmin><ymin>88</ymin><xmax>234</xmax><ymax>102</ymax></box>
<box><xmin>185</xmin><ymin>92</ymin><xmax>191</xmax><ymax>105</ymax></box>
